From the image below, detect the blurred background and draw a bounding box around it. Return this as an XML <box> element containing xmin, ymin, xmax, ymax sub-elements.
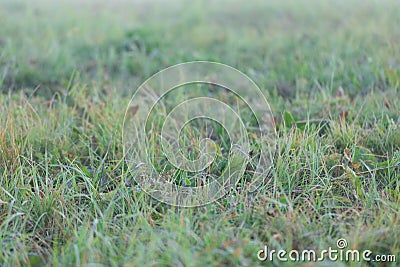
<box><xmin>1</xmin><ymin>0</ymin><xmax>399</xmax><ymax>98</ymax></box>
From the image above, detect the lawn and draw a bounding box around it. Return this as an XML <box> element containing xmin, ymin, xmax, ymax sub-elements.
<box><xmin>0</xmin><ymin>0</ymin><xmax>399</xmax><ymax>266</ymax></box>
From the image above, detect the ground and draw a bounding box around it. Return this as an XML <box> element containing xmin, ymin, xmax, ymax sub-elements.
<box><xmin>0</xmin><ymin>0</ymin><xmax>399</xmax><ymax>266</ymax></box>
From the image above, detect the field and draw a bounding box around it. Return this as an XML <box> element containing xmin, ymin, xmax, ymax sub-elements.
<box><xmin>0</xmin><ymin>0</ymin><xmax>399</xmax><ymax>266</ymax></box>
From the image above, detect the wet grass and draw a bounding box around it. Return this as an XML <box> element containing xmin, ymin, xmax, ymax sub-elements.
<box><xmin>0</xmin><ymin>0</ymin><xmax>399</xmax><ymax>266</ymax></box>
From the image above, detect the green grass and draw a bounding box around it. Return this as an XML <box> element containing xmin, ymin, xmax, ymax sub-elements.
<box><xmin>0</xmin><ymin>0</ymin><xmax>399</xmax><ymax>266</ymax></box>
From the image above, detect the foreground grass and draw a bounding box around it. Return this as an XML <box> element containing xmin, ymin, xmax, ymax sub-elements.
<box><xmin>0</xmin><ymin>0</ymin><xmax>399</xmax><ymax>266</ymax></box>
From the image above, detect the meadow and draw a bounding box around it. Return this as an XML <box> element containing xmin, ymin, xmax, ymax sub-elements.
<box><xmin>0</xmin><ymin>0</ymin><xmax>399</xmax><ymax>266</ymax></box>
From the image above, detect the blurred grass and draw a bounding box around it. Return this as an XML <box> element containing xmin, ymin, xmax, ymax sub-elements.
<box><xmin>1</xmin><ymin>0</ymin><xmax>399</xmax><ymax>96</ymax></box>
<box><xmin>0</xmin><ymin>0</ymin><xmax>399</xmax><ymax>266</ymax></box>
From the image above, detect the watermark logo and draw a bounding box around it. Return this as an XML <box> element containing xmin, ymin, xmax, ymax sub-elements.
<box><xmin>257</xmin><ymin>238</ymin><xmax>397</xmax><ymax>263</ymax></box>
<box><xmin>122</xmin><ymin>61</ymin><xmax>275</xmax><ymax>207</ymax></box>
<box><xmin>336</xmin><ymin>238</ymin><xmax>348</xmax><ymax>249</ymax></box>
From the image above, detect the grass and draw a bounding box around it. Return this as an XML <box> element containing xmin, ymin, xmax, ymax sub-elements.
<box><xmin>0</xmin><ymin>0</ymin><xmax>399</xmax><ymax>266</ymax></box>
